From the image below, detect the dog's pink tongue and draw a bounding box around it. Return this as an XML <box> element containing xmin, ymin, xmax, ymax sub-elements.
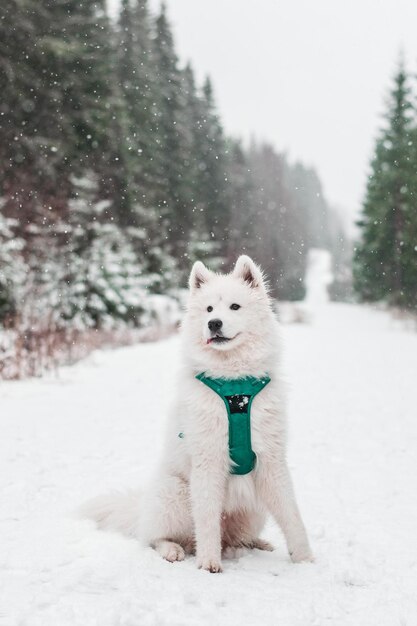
<box><xmin>207</xmin><ymin>338</ymin><xmax>213</xmax><ymax>344</ymax></box>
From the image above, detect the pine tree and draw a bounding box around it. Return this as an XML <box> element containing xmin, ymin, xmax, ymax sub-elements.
<box><xmin>178</xmin><ymin>64</ymin><xmax>219</xmax><ymax>270</ymax></box>
<box><xmin>196</xmin><ymin>78</ymin><xmax>229</xmax><ymax>249</ymax></box>
<box><xmin>116</xmin><ymin>0</ymin><xmax>158</xmax><ymax>207</ymax></box>
<box><xmin>44</xmin><ymin>0</ymin><xmax>132</xmax><ymax>222</ymax></box>
<box><xmin>247</xmin><ymin>142</ymin><xmax>307</xmax><ymax>299</ymax></box>
<box><xmin>403</xmin><ymin>125</ymin><xmax>417</xmax><ymax>304</ymax></box>
<box><xmin>290</xmin><ymin>163</ymin><xmax>330</xmax><ymax>249</ymax></box>
<box><xmin>225</xmin><ymin>139</ymin><xmax>255</xmax><ymax>263</ymax></box>
<box><xmin>152</xmin><ymin>5</ymin><xmax>189</xmax><ymax>241</ymax></box>
<box><xmin>0</xmin><ymin>0</ymin><xmax>68</xmax><ymax>226</ymax></box>
<box><xmin>354</xmin><ymin>62</ymin><xmax>417</xmax><ymax>306</ymax></box>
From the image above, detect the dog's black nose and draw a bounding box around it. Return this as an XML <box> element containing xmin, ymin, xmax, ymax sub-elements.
<box><xmin>208</xmin><ymin>318</ymin><xmax>223</xmax><ymax>332</ymax></box>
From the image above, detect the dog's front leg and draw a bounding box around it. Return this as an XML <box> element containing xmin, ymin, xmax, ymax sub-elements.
<box><xmin>190</xmin><ymin>459</ymin><xmax>226</xmax><ymax>573</ymax></box>
<box><xmin>257</xmin><ymin>460</ymin><xmax>313</xmax><ymax>563</ymax></box>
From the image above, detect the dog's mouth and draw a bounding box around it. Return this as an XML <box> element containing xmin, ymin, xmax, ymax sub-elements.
<box><xmin>206</xmin><ymin>333</ymin><xmax>239</xmax><ymax>345</ymax></box>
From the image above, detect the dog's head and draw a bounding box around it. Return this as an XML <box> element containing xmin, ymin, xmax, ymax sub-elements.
<box><xmin>185</xmin><ymin>255</ymin><xmax>274</xmax><ymax>356</ymax></box>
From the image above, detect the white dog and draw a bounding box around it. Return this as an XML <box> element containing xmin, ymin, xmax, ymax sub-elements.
<box><xmin>84</xmin><ymin>256</ymin><xmax>313</xmax><ymax>572</ymax></box>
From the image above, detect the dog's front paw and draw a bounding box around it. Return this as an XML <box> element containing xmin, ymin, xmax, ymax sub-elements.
<box><xmin>197</xmin><ymin>557</ymin><xmax>223</xmax><ymax>573</ymax></box>
<box><xmin>156</xmin><ymin>540</ymin><xmax>185</xmax><ymax>563</ymax></box>
<box><xmin>289</xmin><ymin>543</ymin><xmax>314</xmax><ymax>563</ymax></box>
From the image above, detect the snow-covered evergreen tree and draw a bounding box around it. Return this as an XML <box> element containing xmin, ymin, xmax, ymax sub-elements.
<box><xmin>64</xmin><ymin>175</ymin><xmax>149</xmax><ymax>329</ymax></box>
<box><xmin>0</xmin><ymin>208</ymin><xmax>26</xmax><ymax>324</ymax></box>
<box><xmin>354</xmin><ymin>62</ymin><xmax>417</xmax><ymax>307</ymax></box>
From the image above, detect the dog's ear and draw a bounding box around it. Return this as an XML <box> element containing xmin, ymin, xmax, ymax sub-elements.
<box><xmin>232</xmin><ymin>255</ymin><xmax>265</xmax><ymax>289</ymax></box>
<box><xmin>189</xmin><ymin>261</ymin><xmax>212</xmax><ymax>292</ymax></box>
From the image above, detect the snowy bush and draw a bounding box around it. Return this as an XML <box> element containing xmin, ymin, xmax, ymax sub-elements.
<box><xmin>61</xmin><ymin>175</ymin><xmax>150</xmax><ymax>329</ymax></box>
<box><xmin>64</xmin><ymin>222</ymin><xmax>148</xmax><ymax>329</ymax></box>
<box><xmin>0</xmin><ymin>210</ymin><xmax>27</xmax><ymax>324</ymax></box>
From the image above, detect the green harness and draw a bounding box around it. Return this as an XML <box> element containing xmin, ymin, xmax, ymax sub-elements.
<box><xmin>195</xmin><ymin>373</ymin><xmax>271</xmax><ymax>475</ymax></box>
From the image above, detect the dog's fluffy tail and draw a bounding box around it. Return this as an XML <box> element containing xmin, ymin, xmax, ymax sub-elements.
<box><xmin>78</xmin><ymin>490</ymin><xmax>141</xmax><ymax>538</ymax></box>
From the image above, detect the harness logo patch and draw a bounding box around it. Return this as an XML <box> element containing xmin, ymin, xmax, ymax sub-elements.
<box><xmin>225</xmin><ymin>394</ymin><xmax>251</xmax><ymax>414</ymax></box>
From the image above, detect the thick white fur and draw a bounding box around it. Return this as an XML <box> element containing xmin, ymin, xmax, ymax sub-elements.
<box><xmin>83</xmin><ymin>255</ymin><xmax>313</xmax><ymax>572</ymax></box>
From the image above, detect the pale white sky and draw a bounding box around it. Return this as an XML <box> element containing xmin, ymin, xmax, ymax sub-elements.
<box><xmin>109</xmin><ymin>0</ymin><xmax>417</xmax><ymax>228</ymax></box>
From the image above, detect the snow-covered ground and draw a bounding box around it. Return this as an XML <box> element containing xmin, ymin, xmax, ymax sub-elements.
<box><xmin>1</xmin><ymin>303</ymin><xmax>417</xmax><ymax>625</ymax></box>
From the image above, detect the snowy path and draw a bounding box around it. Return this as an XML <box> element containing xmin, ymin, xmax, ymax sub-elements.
<box><xmin>1</xmin><ymin>304</ymin><xmax>417</xmax><ymax>626</ymax></box>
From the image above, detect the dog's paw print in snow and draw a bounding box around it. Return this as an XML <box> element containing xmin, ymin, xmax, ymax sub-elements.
<box><xmin>338</xmin><ymin>568</ymin><xmax>369</xmax><ymax>588</ymax></box>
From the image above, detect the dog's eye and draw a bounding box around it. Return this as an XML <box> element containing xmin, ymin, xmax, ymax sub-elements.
<box><xmin>207</xmin><ymin>305</ymin><xmax>213</xmax><ymax>313</ymax></box>
<box><xmin>230</xmin><ymin>303</ymin><xmax>241</xmax><ymax>311</ymax></box>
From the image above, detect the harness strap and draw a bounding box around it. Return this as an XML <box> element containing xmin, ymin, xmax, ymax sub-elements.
<box><xmin>195</xmin><ymin>373</ymin><xmax>271</xmax><ymax>475</ymax></box>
